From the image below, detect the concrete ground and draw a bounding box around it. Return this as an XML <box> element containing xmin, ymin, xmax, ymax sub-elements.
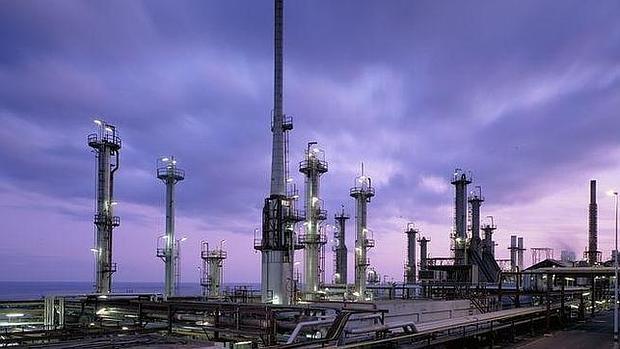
<box><xmin>510</xmin><ymin>310</ymin><xmax>616</xmax><ymax>349</ymax></box>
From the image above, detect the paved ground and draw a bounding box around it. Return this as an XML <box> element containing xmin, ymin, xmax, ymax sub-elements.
<box><xmin>511</xmin><ymin>310</ymin><xmax>617</xmax><ymax>349</ymax></box>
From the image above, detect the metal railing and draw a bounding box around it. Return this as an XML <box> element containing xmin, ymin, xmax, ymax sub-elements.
<box><xmin>156</xmin><ymin>167</ymin><xmax>185</xmax><ymax>180</ymax></box>
<box><xmin>87</xmin><ymin>133</ymin><xmax>121</xmax><ymax>148</ymax></box>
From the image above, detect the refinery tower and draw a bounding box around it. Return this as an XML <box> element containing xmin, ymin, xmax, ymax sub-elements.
<box><xmin>254</xmin><ymin>0</ymin><xmax>303</xmax><ymax>305</ymax></box>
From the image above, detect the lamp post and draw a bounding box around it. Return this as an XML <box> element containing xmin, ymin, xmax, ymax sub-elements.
<box><xmin>613</xmin><ymin>191</ymin><xmax>618</xmax><ymax>343</ymax></box>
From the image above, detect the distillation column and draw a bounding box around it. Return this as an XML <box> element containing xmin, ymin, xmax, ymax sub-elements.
<box><xmin>333</xmin><ymin>207</ymin><xmax>350</xmax><ymax>285</ymax></box>
<box><xmin>350</xmin><ymin>169</ymin><xmax>375</xmax><ymax>301</ymax></box>
<box><xmin>255</xmin><ymin>0</ymin><xmax>302</xmax><ymax>305</ymax></box>
<box><xmin>517</xmin><ymin>237</ymin><xmax>525</xmax><ymax>271</ymax></box>
<box><xmin>200</xmin><ymin>241</ymin><xmax>227</xmax><ymax>298</ymax></box>
<box><xmin>481</xmin><ymin>216</ymin><xmax>496</xmax><ymax>257</ymax></box>
<box><xmin>404</xmin><ymin>224</ymin><xmax>418</xmax><ymax>284</ymax></box>
<box><xmin>509</xmin><ymin>235</ymin><xmax>518</xmax><ymax>271</ymax></box>
<box><xmin>156</xmin><ymin>156</ymin><xmax>185</xmax><ymax>298</ymax></box>
<box><xmin>468</xmin><ymin>186</ymin><xmax>484</xmax><ymax>252</ymax></box>
<box><xmin>88</xmin><ymin>120</ymin><xmax>121</xmax><ymax>294</ymax></box>
<box><xmin>586</xmin><ymin>180</ymin><xmax>600</xmax><ymax>265</ymax></box>
<box><xmin>299</xmin><ymin>142</ymin><xmax>328</xmax><ymax>299</ymax></box>
<box><xmin>451</xmin><ymin>169</ymin><xmax>471</xmax><ymax>265</ymax></box>
<box><xmin>419</xmin><ymin>237</ymin><xmax>430</xmax><ymax>270</ymax></box>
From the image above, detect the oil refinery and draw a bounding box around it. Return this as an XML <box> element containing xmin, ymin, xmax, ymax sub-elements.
<box><xmin>1</xmin><ymin>1</ymin><xmax>618</xmax><ymax>348</ymax></box>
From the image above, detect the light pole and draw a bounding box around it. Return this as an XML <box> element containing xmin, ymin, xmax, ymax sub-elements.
<box><xmin>611</xmin><ymin>191</ymin><xmax>618</xmax><ymax>343</ymax></box>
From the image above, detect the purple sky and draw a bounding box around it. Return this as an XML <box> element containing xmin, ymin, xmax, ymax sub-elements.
<box><xmin>0</xmin><ymin>1</ymin><xmax>619</xmax><ymax>283</ymax></box>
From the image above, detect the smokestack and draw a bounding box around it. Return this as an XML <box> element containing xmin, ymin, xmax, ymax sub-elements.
<box><xmin>587</xmin><ymin>180</ymin><xmax>599</xmax><ymax>265</ymax></box>
<box><xmin>256</xmin><ymin>0</ymin><xmax>301</xmax><ymax>305</ymax></box>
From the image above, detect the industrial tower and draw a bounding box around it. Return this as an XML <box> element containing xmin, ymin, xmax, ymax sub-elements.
<box><xmin>88</xmin><ymin>120</ymin><xmax>121</xmax><ymax>294</ymax></box>
<box><xmin>333</xmin><ymin>206</ymin><xmax>349</xmax><ymax>285</ymax></box>
<box><xmin>200</xmin><ymin>241</ymin><xmax>227</xmax><ymax>298</ymax></box>
<box><xmin>404</xmin><ymin>223</ymin><xmax>418</xmax><ymax>284</ymax></box>
<box><xmin>517</xmin><ymin>237</ymin><xmax>525</xmax><ymax>271</ymax></box>
<box><xmin>451</xmin><ymin>169</ymin><xmax>471</xmax><ymax>265</ymax></box>
<box><xmin>299</xmin><ymin>142</ymin><xmax>328</xmax><ymax>299</ymax></box>
<box><xmin>419</xmin><ymin>236</ymin><xmax>430</xmax><ymax>270</ymax></box>
<box><xmin>585</xmin><ymin>180</ymin><xmax>601</xmax><ymax>265</ymax></box>
<box><xmin>468</xmin><ymin>186</ymin><xmax>484</xmax><ymax>252</ymax></box>
<box><xmin>350</xmin><ymin>166</ymin><xmax>375</xmax><ymax>301</ymax></box>
<box><xmin>508</xmin><ymin>235</ymin><xmax>526</xmax><ymax>271</ymax></box>
<box><xmin>481</xmin><ymin>216</ymin><xmax>496</xmax><ymax>257</ymax></box>
<box><xmin>156</xmin><ymin>156</ymin><xmax>185</xmax><ymax>298</ymax></box>
<box><xmin>255</xmin><ymin>0</ymin><xmax>303</xmax><ymax>305</ymax></box>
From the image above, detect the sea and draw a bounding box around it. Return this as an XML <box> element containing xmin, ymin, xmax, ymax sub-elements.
<box><xmin>0</xmin><ymin>281</ymin><xmax>260</xmax><ymax>301</ymax></box>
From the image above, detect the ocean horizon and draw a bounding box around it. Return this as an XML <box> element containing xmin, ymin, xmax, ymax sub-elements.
<box><xmin>0</xmin><ymin>281</ymin><xmax>260</xmax><ymax>301</ymax></box>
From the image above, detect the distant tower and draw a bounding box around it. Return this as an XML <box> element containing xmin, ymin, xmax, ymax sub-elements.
<box><xmin>404</xmin><ymin>223</ymin><xmax>418</xmax><ymax>284</ymax></box>
<box><xmin>200</xmin><ymin>241</ymin><xmax>227</xmax><ymax>298</ymax></box>
<box><xmin>509</xmin><ymin>235</ymin><xmax>519</xmax><ymax>271</ymax></box>
<box><xmin>350</xmin><ymin>165</ymin><xmax>375</xmax><ymax>301</ymax></box>
<box><xmin>468</xmin><ymin>186</ymin><xmax>484</xmax><ymax>252</ymax></box>
<box><xmin>156</xmin><ymin>156</ymin><xmax>185</xmax><ymax>298</ymax></box>
<box><xmin>418</xmin><ymin>236</ymin><xmax>431</xmax><ymax>270</ymax></box>
<box><xmin>585</xmin><ymin>180</ymin><xmax>600</xmax><ymax>265</ymax></box>
<box><xmin>517</xmin><ymin>237</ymin><xmax>525</xmax><ymax>270</ymax></box>
<box><xmin>299</xmin><ymin>142</ymin><xmax>328</xmax><ymax>299</ymax></box>
<box><xmin>481</xmin><ymin>216</ymin><xmax>497</xmax><ymax>257</ymax></box>
<box><xmin>88</xmin><ymin>120</ymin><xmax>121</xmax><ymax>294</ymax></box>
<box><xmin>255</xmin><ymin>0</ymin><xmax>303</xmax><ymax>305</ymax></box>
<box><xmin>451</xmin><ymin>169</ymin><xmax>471</xmax><ymax>265</ymax></box>
<box><xmin>333</xmin><ymin>206</ymin><xmax>350</xmax><ymax>285</ymax></box>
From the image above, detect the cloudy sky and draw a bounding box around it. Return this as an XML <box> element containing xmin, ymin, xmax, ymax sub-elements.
<box><xmin>0</xmin><ymin>1</ymin><xmax>619</xmax><ymax>284</ymax></box>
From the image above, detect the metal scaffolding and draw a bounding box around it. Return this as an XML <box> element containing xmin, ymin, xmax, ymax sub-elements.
<box><xmin>200</xmin><ymin>241</ymin><xmax>228</xmax><ymax>298</ymax></box>
<box><xmin>88</xmin><ymin>120</ymin><xmax>121</xmax><ymax>294</ymax></box>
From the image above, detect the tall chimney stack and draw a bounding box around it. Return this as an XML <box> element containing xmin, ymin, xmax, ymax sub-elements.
<box><xmin>586</xmin><ymin>179</ymin><xmax>599</xmax><ymax>265</ymax></box>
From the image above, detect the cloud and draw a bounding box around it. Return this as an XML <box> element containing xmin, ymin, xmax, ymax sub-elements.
<box><xmin>0</xmin><ymin>0</ymin><xmax>618</xmax><ymax>282</ymax></box>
